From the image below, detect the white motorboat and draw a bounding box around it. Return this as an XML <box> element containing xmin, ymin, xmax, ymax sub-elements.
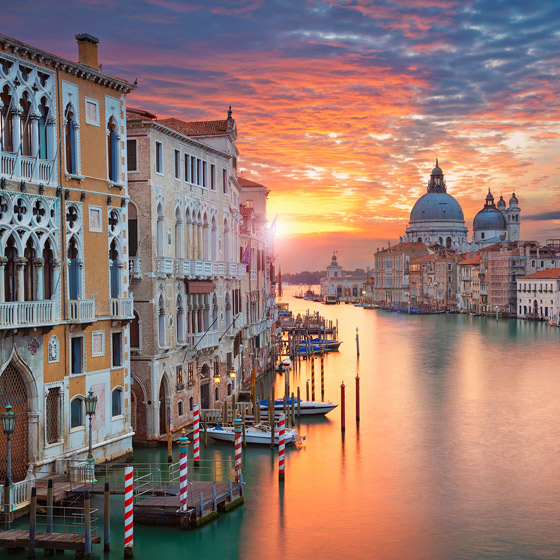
<box><xmin>260</xmin><ymin>398</ymin><xmax>337</xmax><ymax>416</ymax></box>
<box><xmin>206</xmin><ymin>422</ymin><xmax>302</xmax><ymax>446</ymax></box>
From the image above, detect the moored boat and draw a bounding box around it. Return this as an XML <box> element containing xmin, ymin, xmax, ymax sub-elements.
<box><xmin>260</xmin><ymin>398</ymin><xmax>337</xmax><ymax>416</ymax></box>
<box><xmin>206</xmin><ymin>422</ymin><xmax>301</xmax><ymax>445</ymax></box>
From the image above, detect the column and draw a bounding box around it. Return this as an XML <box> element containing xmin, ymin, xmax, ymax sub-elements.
<box><xmin>11</xmin><ymin>109</ymin><xmax>22</xmax><ymax>177</ymax></box>
<box><xmin>34</xmin><ymin>259</ymin><xmax>45</xmax><ymax>300</ymax></box>
<box><xmin>0</xmin><ymin>257</ymin><xmax>6</xmax><ymax>303</ymax></box>
<box><xmin>30</xmin><ymin>114</ymin><xmax>40</xmax><ymax>159</ymax></box>
<box><xmin>16</xmin><ymin>258</ymin><xmax>26</xmax><ymax>302</ymax></box>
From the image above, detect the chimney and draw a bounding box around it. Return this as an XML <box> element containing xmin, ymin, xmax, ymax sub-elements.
<box><xmin>75</xmin><ymin>33</ymin><xmax>99</xmax><ymax>70</ymax></box>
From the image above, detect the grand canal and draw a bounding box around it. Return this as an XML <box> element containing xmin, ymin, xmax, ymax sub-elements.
<box><xmin>13</xmin><ymin>285</ymin><xmax>560</xmax><ymax>559</ymax></box>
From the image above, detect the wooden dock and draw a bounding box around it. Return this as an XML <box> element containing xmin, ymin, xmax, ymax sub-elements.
<box><xmin>0</xmin><ymin>529</ymin><xmax>101</xmax><ymax>552</ymax></box>
<box><xmin>134</xmin><ymin>480</ymin><xmax>244</xmax><ymax>529</ymax></box>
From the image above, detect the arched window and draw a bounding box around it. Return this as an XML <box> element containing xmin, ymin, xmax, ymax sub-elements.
<box><xmin>70</xmin><ymin>397</ymin><xmax>84</xmax><ymax>428</ymax></box>
<box><xmin>19</xmin><ymin>93</ymin><xmax>32</xmax><ymax>156</ymax></box>
<box><xmin>175</xmin><ymin>207</ymin><xmax>183</xmax><ymax>259</ymax></box>
<box><xmin>227</xmin><ymin>384</ymin><xmax>232</xmax><ymax>396</ymax></box>
<box><xmin>215</xmin><ymin>387</ymin><xmax>219</xmax><ymax>403</ymax></box>
<box><xmin>107</xmin><ymin>117</ymin><xmax>119</xmax><ymax>182</ymax></box>
<box><xmin>156</xmin><ymin>203</ymin><xmax>164</xmax><ymax>257</ymax></box>
<box><xmin>203</xmin><ymin>294</ymin><xmax>210</xmax><ymax>331</ymax></box>
<box><xmin>158</xmin><ymin>295</ymin><xmax>166</xmax><ymax>347</ymax></box>
<box><xmin>67</xmin><ymin>237</ymin><xmax>81</xmax><ymax>300</ymax></box>
<box><xmin>0</xmin><ymin>86</ymin><xmax>14</xmax><ymax>152</ymax></box>
<box><xmin>109</xmin><ymin>239</ymin><xmax>120</xmax><ymax>298</ymax></box>
<box><xmin>225</xmin><ymin>292</ymin><xmax>232</xmax><ymax>328</ymax></box>
<box><xmin>224</xmin><ymin>219</ymin><xmax>230</xmax><ymax>263</ymax></box>
<box><xmin>446</xmin><ymin>237</ymin><xmax>452</xmax><ymax>249</ymax></box>
<box><xmin>197</xmin><ymin>211</ymin><xmax>203</xmax><ymax>259</ymax></box>
<box><xmin>189</xmin><ymin>396</ymin><xmax>194</xmax><ymax>411</ymax></box>
<box><xmin>4</xmin><ymin>234</ymin><xmax>18</xmax><ymax>302</ymax></box>
<box><xmin>38</xmin><ymin>97</ymin><xmax>50</xmax><ymax>160</ymax></box>
<box><xmin>112</xmin><ymin>388</ymin><xmax>123</xmax><ymax>417</ymax></box>
<box><xmin>211</xmin><ymin>216</ymin><xmax>217</xmax><ymax>261</ymax></box>
<box><xmin>176</xmin><ymin>294</ymin><xmax>185</xmax><ymax>343</ymax></box>
<box><xmin>178</xmin><ymin>401</ymin><xmax>184</xmax><ymax>416</ymax></box>
<box><xmin>130</xmin><ymin>311</ymin><xmax>140</xmax><ymax>349</ymax></box>
<box><xmin>65</xmin><ymin>104</ymin><xmax>77</xmax><ymax>174</ymax></box>
<box><xmin>202</xmin><ymin>213</ymin><xmax>209</xmax><ymax>260</ymax></box>
<box><xmin>43</xmin><ymin>238</ymin><xmax>54</xmax><ymax>300</ymax></box>
<box><xmin>128</xmin><ymin>203</ymin><xmax>139</xmax><ymax>257</ymax></box>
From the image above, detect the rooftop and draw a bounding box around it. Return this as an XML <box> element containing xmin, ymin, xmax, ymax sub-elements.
<box><xmin>519</xmin><ymin>268</ymin><xmax>560</xmax><ymax>280</ymax></box>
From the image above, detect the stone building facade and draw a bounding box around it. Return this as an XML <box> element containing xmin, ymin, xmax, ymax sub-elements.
<box><xmin>0</xmin><ymin>33</ymin><xmax>135</xmax><ymax>480</ymax></box>
<box><xmin>126</xmin><ymin>108</ymin><xmax>246</xmax><ymax>443</ymax></box>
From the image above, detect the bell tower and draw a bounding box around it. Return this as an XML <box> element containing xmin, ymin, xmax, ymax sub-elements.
<box><xmin>506</xmin><ymin>193</ymin><xmax>521</xmax><ymax>241</ymax></box>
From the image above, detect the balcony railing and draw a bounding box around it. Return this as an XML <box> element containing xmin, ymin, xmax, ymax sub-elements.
<box><xmin>213</xmin><ymin>261</ymin><xmax>225</xmax><ymax>277</ymax></box>
<box><xmin>156</xmin><ymin>257</ymin><xmax>174</xmax><ymax>276</ymax></box>
<box><xmin>129</xmin><ymin>256</ymin><xmax>142</xmax><ymax>279</ymax></box>
<box><xmin>0</xmin><ymin>153</ymin><xmax>56</xmax><ymax>185</ymax></box>
<box><xmin>192</xmin><ymin>260</ymin><xmax>213</xmax><ymax>279</ymax></box>
<box><xmin>0</xmin><ymin>300</ymin><xmax>56</xmax><ymax>329</ymax></box>
<box><xmin>227</xmin><ymin>262</ymin><xmax>237</xmax><ymax>278</ymax></box>
<box><xmin>111</xmin><ymin>297</ymin><xmax>134</xmax><ymax>319</ymax></box>
<box><xmin>68</xmin><ymin>298</ymin><xmax>95</xmax><ymax>323</ymax></box>
<box><xmin>175</xmin><ymin>258</ymin><xmax>191</xmax><ymax>277</ymax></box>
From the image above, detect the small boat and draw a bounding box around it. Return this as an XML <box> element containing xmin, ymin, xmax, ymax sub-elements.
<box><xmin>260</xmin><ymin>398</ymin><xmax>337</xmax><ymax>416</ymax></box>
<box><xmin>276</xmin><ymin>358</ymin><xmax>292</xmax><ymax>372</ymax></box>
<box><xmin>324</xmin><ymin>295</ymin><xmax>338</xmax><ymax>305</ymax></box>
<box><xmin>206</xmin><ymin>423</ymin><xmax>301</xmax><ymax>445</ymax></box>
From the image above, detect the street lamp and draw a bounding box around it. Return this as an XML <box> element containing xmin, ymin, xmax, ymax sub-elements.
<box><xmin>229</xmin><ymin>368</ymin><xmax>236</xmax><ymax>379</ymax></box>
<box><xmin>85</xmin><ymin>388</ymin><xmax>98</xmax><ymax>461</ymax></box>
<box><xmin>1</xmin><ymin>404</ymin><xmax>16</xmax><ymax>484</ymax></box>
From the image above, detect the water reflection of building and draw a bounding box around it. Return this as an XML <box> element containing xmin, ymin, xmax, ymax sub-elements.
<box><xmin>320</xmin><ymin>252</ymin><xmax>368</xmax><ymax>302</ymax></box>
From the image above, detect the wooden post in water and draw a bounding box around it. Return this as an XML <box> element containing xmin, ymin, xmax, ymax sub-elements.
<box><xmin>255</xmin><ymin>401</ymin><xmax>261</xmax><ymax>424</ymax></box>
<box><xmin>297</xmin><ymin>386</ymin><xmax>301</xmax><ymax>418</ymax></box>
<box><xmin>84</xmin><ymin>490</ymin><xmax>92</xmax><ymax>560</ymax></box>
<box><xmin>241</xmin><ymin>408</ymin><xmax>246</xmax><ymax>448</ymax></box>
<box><xmin>270</xmin><ymin>399</ymin><xmax>275</xmax><ymax>449</ymax></box>
<box><xmin>3</xmin><ymin>478</ymin><xmax>10</xmax><ymax>531</ymax></box>
<box><xmin>356</xmin><ymin>327</ymin><xmax>360</xmax><ymax>358</ymax></box>
<box><xmin>203</xmin><ymin>411</ymin><xmax>208</xmax><ymax>447</ymax></box>
<box><xmin>291</xmin><ymin>392</ymin><xmax>295</xmax><ymax>426</ymax></box>
<box><xmin>46</xmin><ymin>478</ymin><xmax>53</xmax><ymax>532</ymax></box>
<box><xmin>320</xmin><ymin>346</ymin><xmax>325</xmax><ymax>401</ymax></box>
<box><xmin>104</xmin><ymin>482</ymin><xmax>111</xmax><ymax>552</ymax></box>
<box><xmin>28</xmin><ymin>486</ymin><xmax>37</xmax><ymax>558</ymax></box>
<box><xmin>306</xmin><ymin>379</ymin><xmax>310</xmax><ymax>401</ymax></box>
<box><xmin>232</xmin><ymin>394</ymin><xmax>236</xmax><ymax>420</ymax></box>
<box><xmin>283</xmin><ymin>396</ymin><xmax>288</xmax><ymax>428</ymax></box>
<box><xmin>356</xmin><ymin>375</ymin><xmax>360</xmax><ymax>422</ymax></box>
<box><xmin>340</xmin><ymin>381</ymin><xmax>346</xmax><ymax>432</ymax></box>
<box><xmin>167</xmin><ymin>425</ymin><xmax>173</xmax><ymax>463</ymax></box>
<box><xmin>222</xmin><ymin>401</ymin><xmax>228</xmax><ymax>425</ymax></box>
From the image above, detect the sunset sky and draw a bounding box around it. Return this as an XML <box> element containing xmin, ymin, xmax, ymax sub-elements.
<box><xmin>7</xmin><ymin>0</ymin><xmax>560</xmax><ymax>272</ymax></box>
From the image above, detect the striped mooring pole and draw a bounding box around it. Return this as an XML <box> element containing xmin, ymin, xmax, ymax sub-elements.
<box><xmin>320</xmin><ymin>345</ymin><xmax>325</xmax><ymax>401</ymax></box>
<box><xmin>234</xmin><ymin>417</ymin><xmax>243</xmax><ymax>482</ymax></box>
<box><xmin>124</xmin><ymin>467</ymin><xmax>134</xmax><ymax>558</ymax></box>
<box><xmin>278</xmin><ymin>412</ymin><xmax>286</xmax><ymax>480</ymax></box>
<box><xmin>178</xmin><ymin>429</ymin><xmax>190</xmax><ymax>512</ymax></box>
<box><xmin>311</xmin><ymin>351</ymin><xmax>315</xmax><ymax>401</ymax></box>
<box><xmin>193</xmin><ymin>404</ymin><xmax>200</xmax><ymax>467</ymax></box>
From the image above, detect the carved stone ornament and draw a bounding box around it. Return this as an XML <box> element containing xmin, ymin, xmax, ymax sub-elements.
<box><xmin>47</xmin><ymin>335</ymin><xmax>59</xmax><ymax>363</ymax></box>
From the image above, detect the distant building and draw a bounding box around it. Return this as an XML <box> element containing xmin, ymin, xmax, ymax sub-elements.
<box><xmin>517</xmin><ymin>268</ymin><xmax>560</xmax><ymax>321</ymax></box>
<box><xmin>320</xmin><ymin>253</ymin><xmax>368</xmax><ymax>301</ymax></box>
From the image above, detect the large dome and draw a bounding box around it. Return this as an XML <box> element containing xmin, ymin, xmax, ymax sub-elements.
<box><xmin>410</xmin><ymin>192</ymin><xmax>465</xmax><ymax>223</ymax></box>
<box><xmin>473</xmin><ymin>207</ymin><xmax>506</xmax><ymax>231</ymax></box>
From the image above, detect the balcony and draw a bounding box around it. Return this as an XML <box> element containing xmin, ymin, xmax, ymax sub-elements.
<box><xmin>213</xmin><ymin>261</ymin><xmax>225</xmax><ymax>277</ymax></box>
<box><xmin>234</xmin><ymin>312</ymin><xmax>246</xmax><ymax>329</ymax></box>
<box><xmin>237</xmin><ymin>266</ymin><xmax>247</xmax><ymax>280</ymax></box>
<box><xmin>129</xmin><ymin>257</ymin><xmax>142</xmax><ymax>279</ymax></box>
<box><xmin>0</xmin><ymin>153</ymin><xmax>56</xmax><ymax>185</ymax></box>
<box><xmin>0</xmin><ymin>300</ymin><xmax>56</xmax><ymax>329</ymax></box>
<box><xmin>156</xmin><ymin>257</ymin><xmax>174</xmax><ymax>276</ymax></box>
<box><xmin>175</xmin><ymin>258</ymin><xmax>191</xmax><ymax>277</ymax></box>
<box><xmin>191</xmin><ymin>260</ymin><xmax>213</xmax><ymax>279</ymax></box>
<box><xmin>111</xmin><ymin>297</ymin><xmax>134</xmax><ymax>320</ymax></box>
<box><xmin>68</xmin><ymin>298</ymin><xmax>95</xmax><ymax>323</ymax></box>
<box><xmin>227</xmin><ymin>262</ymin><xmax>237</xmax><ymax>278</ymax></box>
<box><xmin>188</xmin><ymin>330</ymin><xmax>219</xmax><ymax>350</ymax></box>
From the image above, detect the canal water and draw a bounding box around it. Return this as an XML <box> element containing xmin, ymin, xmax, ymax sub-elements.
<box><xmin>12</xmin><ymin>285</ymin><xmax>560</xmax><ymax>559</ymax></box>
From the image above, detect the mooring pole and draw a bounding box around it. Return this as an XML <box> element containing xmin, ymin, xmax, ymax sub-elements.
<box><xmin>278</xmin><ymin>413</ymin><xmax>286</xmax><ymax>480</ymax></box>
<box><xmin>167</xmin><ymin>425</ymin><xmax>173</xmax><ymax>463</ymax></box>
<box><xmin>203</xmin><ymin>411</ymin><xmax>208</xmax><ymax>447</ymax></box>
<box><xmin>3</xmin><ymin>478</ymin><xmax>10</xmax><ymax>531</ymax></box>
<box><xmin>178</xmin><ymin>429</ymin><xmax>190</xmax><ymax>513</ymax></box>
<box><xmin>104</xmin><ymin>482</ymin><xmax>111</xmax><ymax>552</ymax></box>
<box><xmin>356</xmin><ymin>375</ymin><xmax>360</xmax><ymax>422</ymax></box>
<box><xmin>124</xmin><ymin>467</ymin><xmax>134</xmax><ymax>558</ymax></box>
<box><xmin>311</xmin><ymin>351</ymin><xmax>315</xmax><ymax>401</ymax></box>
<box><xmin>84</xmin><ymin>490</ymin><xmax>92</xmax><ymax>560</ymax></box>
<box><xmin>28</xmin><ymin>486</ymin><xmax>37</xmax><ymax>558</ymax></box>
<box><xmin>241</xmin><ymin>407</ymin><xmax>247</xmax><ymax>448</ymax></box>
<box><xmin>356</xmin><ymin>327</ymin><xmax>360</xmax><ymax>358</ymax></box>
<box><xmin>234</xmin><ymin>417</ymin><xmax>243</xmax><ymax>482</ymax></box>
<box><xmin>291</xmin><ymin>392</ymin><xmax>295</xmax><ymax>426</ymax></box>
<box><xmin>193</xmin><ymin>404</ymin><xmax>200</xmax><ymax>467</ymax></box>
<box><xmin>297</xmin><ymin>386</ymin><xmax>301</xmax><ymax>418</ymax></box>
<box><xmin>341</xmin><ymin>381</ymin><xmax>346</xmax><ymax>432</ymax></box>
<box><xmin>46</xmin><ymin>478</ymin><xmax>53</xmax><ymax>533</ymax></box>
<box><xmin>321</xmin><ymin>346</ymin><xmax>325</xmax><ymax>401</ymax></box>
<box><xmin>306</xmin><ymin>379</ymin><xmax>310</xmax><ymax>401</ymax></box>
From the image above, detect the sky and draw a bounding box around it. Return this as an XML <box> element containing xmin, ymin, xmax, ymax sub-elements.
<box><xmin>5</xmin><ymin>0</ymin><xmax>560</xmax><ymax>272</ymax></box>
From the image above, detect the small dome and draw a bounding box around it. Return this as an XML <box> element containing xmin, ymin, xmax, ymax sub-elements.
<box><xmin>410</xmin><ymin>192</ymin><xmax>465</xmax><ymax>223</ymax></box>
<box><xmin>497</xmin><ymin>195</ymin><xmax>506</xmax><ymax>210</ymax></box>
<box><xmin>473</xmin><ymin>206</ymin><xmax>507</xmax><ymax>231</ymax></box>
<box><xmin>509</xmin><ymin>192</ymin><xmax>519</xmax><ymax>206</ymax></box>
<box><xmin>486</xmin><ymin>190</ymin><xmax>494</xmax><ymax>203</ymax></box>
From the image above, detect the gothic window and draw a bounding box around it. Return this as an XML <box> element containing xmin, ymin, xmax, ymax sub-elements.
<box><xmin>158</xmin><ymin>294</ymin><xmax>166</xmax><ymax>347</ymax></box>
<box><xmin>225</xmin><ymin>292</ymin><xmax>232</xmax><ymax>328</ymax></box>
<box><xmin>224</xmin><ymin>218</ymin><xmax>230</xmax><ymax>263</ymax></box>
<box><xmin>109</xmin><ymin>239</ymin><xmax>120</xmax><ymax>298</ymax></box>
<box><xmin>202</xmin><ymin>212</ymin><xmax>209</xmax><ymax>260</ymax></box>
<box><xmin>65</xmin><ymin>104</ymin><xmax>77</xmax><ymax>174</ymax></box>
<box><xmin>67</xmin><ymin>237</ymin><xmax>81</xmax><ymax>300</ymax></box>
<box><xmin>156</xmin><ymin>203</ymin><xmax>164</xmax><ymax>257</ymax></box>
<box><xmin>211</xmin><ymin>216</ymin><xmax>217</xmax><ymax>261</ymax></box>
<box><xmin>178</xmin><ymin>401</ymin><xmax>184</xmax><ymax>416</ymax></box>
<box><xmin>4</xmin><ymin>234</ymin><xmax>18</xmax><ymax>302</ymax></box>
<box><xmin>46</xmin><ymin>387</ymin><xmax>61</xmax><ymax>444</ymax></box>
<box><xmin>128</xmin><ymin>203</ymin><xmax>138</xmax><ymax>257</ymax></box>
<box><xmin>0</xmin><ymin>86</ymin><xmax>14</xmax><ymax>152</ymax></box>
<box><xmin>107</xmin><ymin>117</ymin><xmax>119</xmax><ymax>182</ymax></box>
<box><xmin>70</xmin><ymin>397</ymin><xmax>84</xmax><ymax>429</ymax></box>
<box><xmin>111</xmin><ymin>388</ymin><xmax>123</xmax><ymax>417</ymax></box>
<box><xmin>176</xmin><ymin>294</ymin><xmax>185</xmax><ymax>343</ymax></box>
<box><xmin>175</xmin><ymin>207</ymin><xmax>182</xmax><ymax>259</ymax></box>
<box><xmin>212</xmin><ymin>293</ymin><xmax>218</xmax><ymax>327</ymax></box>
<box><xmin>127</xmin><ymin>139</ymin><xmax>137</xmax><ymax>172</ymax></box>
<box><xmin>19</xmin><ymin>93</ymin><xmax>32</xmax><ymax>156</ymax></box>
<box><xmin>38</xmin><ymin>97</ymin><xmax>50</xmax><ymax>160</ymax></box>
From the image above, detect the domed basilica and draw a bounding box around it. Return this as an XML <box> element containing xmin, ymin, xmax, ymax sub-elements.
<box><xmin>403</xmin><ymin>160</ymin><xmax>521</xmax><ymax>251</ymax></box>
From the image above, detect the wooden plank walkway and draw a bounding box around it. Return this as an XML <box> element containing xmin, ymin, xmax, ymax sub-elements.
<box><xmin>0</xmin><ymin>529</ymin><xmax>101</xmax><ymax>551</ymax></box>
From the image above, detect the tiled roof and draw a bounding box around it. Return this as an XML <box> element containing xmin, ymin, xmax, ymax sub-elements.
<box><xmin>378</xmin><ymin>242</ymin><xmax>428</xmax><ymax>254</ymax></box>
<box><xmin>519</xmin><ymin>268</ymin><xmax>560</xmax><ymax>280</ymax></box>
<box><xmin>157</xmin><ymin>118</ymin><xmax>234</xmax><ymax>137</ymax></box>
<box><xmin>238</xmin><ymin>177</ymin><xmax>266</xmax><ymax>189</ymax></box>
<box><xmin>459</xmin><ymin>255</ymin><xmax>481</xmax><ymax>266</ymax></box>
<box><xmin>126</xmin><ymin>107</ymin><xmax>157</xmax><ymax>121</ymax></box>
<box><xmin>411</xmin><ymin>254</ymin><xmax>435</xmax><ymax>263</ymax></box>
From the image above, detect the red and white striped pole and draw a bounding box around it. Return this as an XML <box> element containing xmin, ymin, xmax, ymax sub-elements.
<box><xmin>234</xmin><ymin>417</ymin><xmax>242</xmax><ymax>482</ymax></box>
<box><xmin>124</xmin><ymin>466</ymin><xmax>133</xmax><ymax>558</ymax></box>
<box><xmin>178</xmin><ymin>429</ymin><xmax>190</xmax><ymax>513</ymax></box>
<box><xmin>193</xmin><ymin>404</ymin><xmax>200</xmax><ymax>467</ymax></box>
<box><xmin>278</xmin><ymin>412</ymin><xmax>286</xmax><ymax>480</ymax></box>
